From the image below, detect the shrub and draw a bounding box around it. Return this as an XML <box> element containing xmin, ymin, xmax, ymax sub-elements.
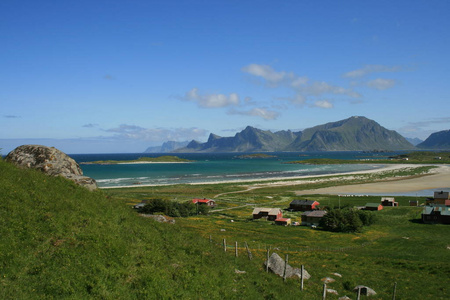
<box><xmin>137</xmin><ymin>199</ymin><xmax>208</xmax><ymax>217</ymax></box>
<box><xmin>320</xmin><ymin>208</ymin><xmax>376</xmax><ymax>233</ymax></box>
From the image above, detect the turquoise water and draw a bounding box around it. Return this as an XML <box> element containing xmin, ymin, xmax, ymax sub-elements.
<box><xmin>71</xmin><ymin>152</ymin><xmax>398</xmax><ymax>188</ymax></box>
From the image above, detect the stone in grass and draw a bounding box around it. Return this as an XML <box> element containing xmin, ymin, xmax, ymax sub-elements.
<box><xmin>327</xmin><ymin>289</ymin><xmax>339</xmax><ymax>295</ymax></box>
<box><xmin>353</xmin><ymin>285</ymin><xmax>376</xmax><ymax>296</ymax></box>
<box><xmin>264</xmin><ymin>253</ymin><xmax>311</xmax><ymax>279</ymax></box>
<box><xmin>234</xmin><ymin>269</ymin><xmax>246</xmax><ymax>274</ymax></box>
<box><xmin>331</xmin><ymin>272</ymin><xmax>343</xmax><ymax>278</ymax></box>
<box><xmin>338</xmin><ymin>296</ymin><xmax>351</xmax><ymax>300</ymax></box>
<box><xmin>321</xmin><ymin>277</ymin><xmax>336</xmax><ymax>283</ymax></box>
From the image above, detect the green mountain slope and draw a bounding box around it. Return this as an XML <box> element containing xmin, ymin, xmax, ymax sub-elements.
<box><xmin>287</xmin><ymin>116</ymin><xmax>415</xmax><ymax>151</ymax></box>
<box><xmin>417</xmin><ymin>130</ymin><xmax>450</xmax><ymax>149</ymax></box>
<box><xmin>0</xmin><ymin>159</ymin><xmax>304</xmax><ymax>299</ymax></box>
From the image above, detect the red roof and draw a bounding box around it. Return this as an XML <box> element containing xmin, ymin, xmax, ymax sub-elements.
<box><xmin>192</xmin><ymin>198</ymin><xmax>214</xmax><ymax>204</ymax></box>
<box><xmin>275</xmin><ymin>218</ymin><xmax>290</xmax><ymax>222</ymax></box>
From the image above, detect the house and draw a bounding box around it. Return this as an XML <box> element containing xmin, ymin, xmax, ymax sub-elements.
<box><xmin>192</xmin><ymin>198</ymin><xmax>216</xmax><ymax>207</ymax></box>
<box><xmin>301</xmin><ymin>210</ymin><xmax>327</xmax><ymax>226</ymax></box>
<box><xmin>409</xmin><ymin>200</ymin><xmax>419</xmax><ymax>206</ymax></box>
<box><xmin>381</xmin><ymin>197</ymin><xmax>398</xmax><ymax>207</ymax></box>
<box><xmin>289</xmin><ymin>199</ymin><xmax>320</xmax><ymax>211</ymax></box>
<box><xmin>274</xmin><ymin>218</ymin><xmax>291</xmax><ymax>226</ymax></box>
<box><xmin>427</xmin><ymin>191</ymin><xmax>450</xmax><ymax>206</ymax></box>
<box><xmin>252</xmin><ymin>208</ymin><xmax>283</xmax><ymax>221</ymax></box>
<box><xmin>422</xmin><ymin>205</ymin><xmax>450</xmax><ymax>224</ymax></box>
<box><xmin>364</xmin><ymin>203</ymin><xmax>383</xmax><ymax>211</ymax></box>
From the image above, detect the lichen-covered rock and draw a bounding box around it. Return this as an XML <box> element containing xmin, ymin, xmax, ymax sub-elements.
<box><xmin>264</xmin><ymin>252</ymin><xmax>311</xmax><ymax>279</ymax></box>
<box><xmin>5</xmin><ymin>145</ymin><xmax>97</xmax><ymax>190</ymax></box>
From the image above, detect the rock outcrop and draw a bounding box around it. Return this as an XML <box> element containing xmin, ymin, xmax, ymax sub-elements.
<box><xmin>5</xmin><ymin>145</ymin><xmax>97</xmax><ymax>191</ymax></box>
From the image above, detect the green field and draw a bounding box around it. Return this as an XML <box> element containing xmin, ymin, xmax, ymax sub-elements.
<box><xmin>1</xmin><ymin>158</ymin><xmax>449</xmax><ymax>299</ymax></box>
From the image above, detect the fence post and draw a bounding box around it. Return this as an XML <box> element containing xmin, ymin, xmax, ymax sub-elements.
<box><xmin>235</xmin><ymin>241</ymin><xmax>238</xmax><ymax>257</ymax></box>
<box><xmin>300</xmin><ymin>265</ymin><xmax>304</xmax><ymax>291</ymax></box>
<box><xmin>356</xmin><ymin>287</ymin><xmax>361</xmax><ymax>300</ymax></box>
<box><xmin>223</xmin><ymin>239</ymin><xmax>226</xmax><ymax>252</ymax></box>
<box><xmin>322</xmin><ymin>283</ymin><xmax>327</xmax><ymax>299</ymax></box>
<box><xmin>283</xmin><ymin>254</ymin><xmax>289</xmax><ymax>282</ymax></box>
<box><xmin>209</xmin><ymin>235</ymin><xmax>212</xmax><ymax>243</ymax></box>
<box><xmin>392</xmin><ymin>282</ymin><xmax>397</xmax><ymax>300</ymax></box>
<box><xmin>266</xmin><ymin>249</ymin><xmax>270</xmax><ymax>273</ymax></box>
<box><xmin>245</xmin><ymin>242</ymin><xmax>252</xmax><ymax>260</ymax></box>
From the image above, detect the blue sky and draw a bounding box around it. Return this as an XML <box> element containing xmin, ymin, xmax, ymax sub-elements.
<box><xmin>1</xmin><ymin>0</ymin><xmax>449</xmax><ymax>153</ymax></box>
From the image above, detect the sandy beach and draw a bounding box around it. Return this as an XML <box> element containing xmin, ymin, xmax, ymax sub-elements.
<box><xmin>295</xmin><ymin>164</ymin><xmax>450</xmax><ymax>195</ymax></box>
<box><xmin>101</xmin><ymin>164</ymin><xmax>450</xmax><ymax>193</ymax></box>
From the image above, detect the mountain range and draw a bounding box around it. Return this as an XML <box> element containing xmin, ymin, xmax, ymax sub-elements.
<box><xmin>174</xmin><ymin>116</ymin><xmax>416</xmax><ymax>152</ymax></box>
<box><xmin>145</xmin><ymin>116</ymin><xmax>449</xmax><ymax>153</ymax></box>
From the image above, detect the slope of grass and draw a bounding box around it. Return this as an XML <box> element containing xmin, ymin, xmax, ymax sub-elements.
<box><xmin>0</xmin><ymin>160</ymin><xmax>320</xmax><ymax>299</ymax></box>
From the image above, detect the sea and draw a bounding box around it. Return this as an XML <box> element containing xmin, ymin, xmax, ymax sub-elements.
<box><xmin>71</xmin><ymin>151</ymin><xmax>404</xmax><ymax>189</ymax></box>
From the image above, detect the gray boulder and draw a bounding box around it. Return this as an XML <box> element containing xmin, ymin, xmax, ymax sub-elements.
<box><xmin>353</xmin><ymin>285</ymin><xmax>376</xmax><ymax>296</ymax></box>
<box><xmin>264</xmin><ymin>252</ymin><xmax>310</xmax><ymax>279</ymax></box>
<box><xmin>5</xmin><ymin>145</ymin><xmax>97</xmax><ymax>191</ymax></box>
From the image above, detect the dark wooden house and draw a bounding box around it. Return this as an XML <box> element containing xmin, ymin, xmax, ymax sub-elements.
<box><xmin>422</xmin><ymin>205</ymin><xmax>450</xmax><ymax>224</ymax></box>
<box><xmin>289</xmin><ymin>199</ymin><xmax>320</xmax><ymax>211</ymax></box>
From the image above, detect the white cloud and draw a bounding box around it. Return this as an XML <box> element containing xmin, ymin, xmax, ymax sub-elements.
<box><xmin>343</xmin><ymin>64</ymin><xmax>402</xmax><ymax>78</ymax></box>
<box><xmin>228</xmin><ymin>108</ymin><xmax>280</xmax><ymax>120</ymax></box>
<box><xmin>184</xmin><ymin>88</ymin><xmax>240</xmax><ymax>108</ymax></box>
<box><xmin>313</xmin><ymin>100</ymin><xmax>334</xmax><ymax>109</ymax></box>
<box><xmin>242</xmin><ymin>64</ymin><xmax>360</xmax><ymax>110</ymax></box>
<box><xmin>105</xmin><ymin>124</ymin><xmax>208</xmax><ymax>142</ymax></box>
<box><xmin>366</xmin><ymin>78</ymin><xmax>396</xmax><ymax>90</ymax></box>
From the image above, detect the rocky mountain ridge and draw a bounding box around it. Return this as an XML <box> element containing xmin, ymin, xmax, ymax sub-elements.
<box><xmin>176</xmin><ymin>116</ymin><xmax>415</xmax><ymax>152</ymax></box>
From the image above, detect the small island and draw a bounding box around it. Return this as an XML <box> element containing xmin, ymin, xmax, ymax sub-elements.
<box><xmin>80</xmin><ymin>156</ymin><xmax>194</xmax><ymax>165</ymax></box>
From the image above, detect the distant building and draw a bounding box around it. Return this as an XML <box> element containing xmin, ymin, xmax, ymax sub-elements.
<box><xmin>422</xmin><ymin>205</ymin><xmax>450</xmax><ymax>224</ymax></box>
<box><xmin>364</xmin><ymin>203</ymin><xmax>383</xmax><ymax>211</ymax></box>
<box><xmin>301</xmin><ymin>210</ymin><xmax>327</xmax><ymax>226</ymax></box>
<box><xmin>192</xmin><ymin>198</ymin><xmax>216</xmax><ymax>207</ymax></box>
<box><xmin>289</xmin><ymin>199</ymin><xmax>320</xmax><ymax>211</ymax></box>
<box><xmin>274</xmin><ymin>218</ymin><xmax>291</xmax><ymax>226</ymax></box>
<box><xmin>381</xmin><ymin>197</ymin><xmax>398</xmax><ymax>207</ymax></box>
<box><xmin>409</xmin><ymin>200</ymin><xmax>419</xmax><ymax>207</ymax></box>
<box><xmin>252</xmin><ymin>208</ymin><xmax>283</xmax><ymax>221</ymax></box>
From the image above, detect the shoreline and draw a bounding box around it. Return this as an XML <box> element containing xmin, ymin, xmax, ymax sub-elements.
<box><xmin>99</xmin><ymin>164</ymin><xmax>449</xmax><ymax>190</ymax></box>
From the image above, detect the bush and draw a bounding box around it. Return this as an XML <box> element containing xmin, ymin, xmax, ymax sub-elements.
<box><xmin>320</xmin><ymin>208</ymin><xmax>376</xmax><ymax>233</ymax></box>
<box><xmin>137</xmin><ymin>199</ymin><xmax>208</xmax><ymax>217</ymax></box>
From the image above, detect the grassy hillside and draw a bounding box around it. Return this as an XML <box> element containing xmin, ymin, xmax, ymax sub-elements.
<box><xmin>0</xmin><ymin>159</ymin><xmax>318</xmax><ymax>299</ymax></box>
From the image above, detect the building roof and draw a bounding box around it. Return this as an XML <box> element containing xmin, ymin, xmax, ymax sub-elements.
<box><xmin>365</xmin><ymin>203</ymin><xmax>382</xmax><ymax>207</ymax></box>
<box><xmin>423</xmin><ymin>205</ymin><xmax>450</xmax><ymax>216</ymax></box>
<box><xmin>301</xmin><ymin>210</ymin><xmax>327</xmax><ymax>217</ymax></box>
<box><xmin>275</xmin><ymin>218</ymin><xmax>291</xmax><ymax>222</ymax></box>
<box><xmin>192</xmin><ymin>198</ymin><xmax>214</xmax><ymax>204</ymax></box>
<box><xmin>290</xmin><ymin>199</ymin><xmax>318</xmax><ymax>205</ymax></box>
<box><xmin>252</xmin><ymin>207</ymin><xmax>282</xmax><ymax>215</ymax></box>
<box><xmin>381</xmin><ymin>197</ymin><xmax>395</xmax><ymax>202</ymax></box>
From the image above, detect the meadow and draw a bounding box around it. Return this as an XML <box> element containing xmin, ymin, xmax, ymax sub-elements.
<box><xmin>1</xmin><ymin>158</ymin><xmax>449</xmax><ymax>299</ymax></box>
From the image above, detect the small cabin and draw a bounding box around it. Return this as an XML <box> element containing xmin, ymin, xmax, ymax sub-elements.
<box><xmin>422</xmin><ymin>205</ymin><xmax>450</xmax><ymax>224</ymax></box>
<box><xmin>289</xmin><ymin>199</ymin><xmax>320</xmax><ymax>211</ymax></box>
<box><xmin>301</xmin><ymin>210</ymin><xmax>327</xmax><ymax>226</ymax></box>
<box><xmin>274</xmin><ymin>218</ymin><xmax>291</xmax><ymax>226</ymax></box>
<box><xmin>364</xmin><ymin>203</ymin><xmax>383</xmax><ymax>211</ymax></box>
<box><xmin>381</xmin><ymin>197</ymin><xmax>398</xmax><ymax>207</ymax></box>
<box><xmin>192</xmin><ymin>198</ymin><xmax>216</xmax><ymax>207</ymax></box>
<box><xmin>252</xmin><ymin>208</ymin><xmax>283</xmax><ymax>221</ymax></box>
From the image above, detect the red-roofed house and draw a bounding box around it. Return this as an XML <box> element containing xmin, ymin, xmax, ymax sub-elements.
<box><xmin>192</xmin><ymin>198</ymin><xmax>216</xmax><ymax>207</ymax></box>
<box><xmin>274</xmin><ymin>218</ymin><xmax>292</xmax><ymax>226</ymax></box>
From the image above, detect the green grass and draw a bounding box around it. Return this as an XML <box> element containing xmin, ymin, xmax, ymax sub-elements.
<box><xmin>2</xmin><ymin>159</ymin><xmax>449</xmax><ymax>299</ymax></box>
<box><xmin>0</xmin><ymin>159</ymin><xmax>324</xmax><ymax>299</ymax></box>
